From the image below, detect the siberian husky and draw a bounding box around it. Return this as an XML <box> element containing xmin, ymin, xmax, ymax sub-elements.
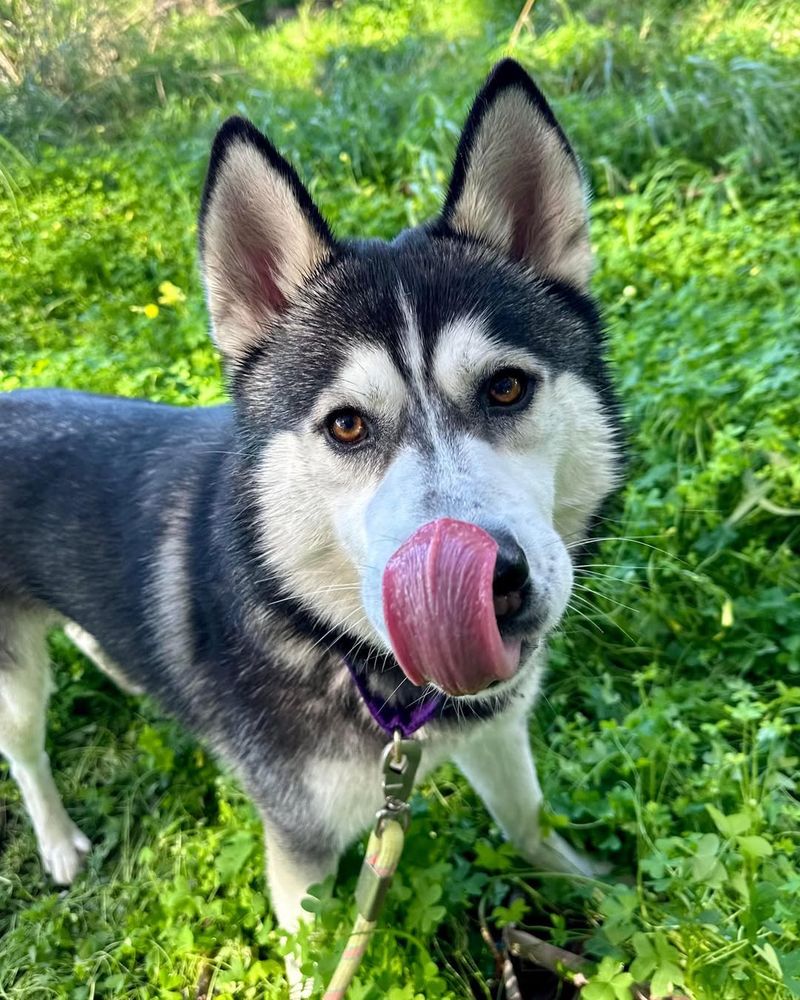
<box><xmin>0</xmin><ymin>59</ymin><xmax>622</xmax><ymax>942</ymax></box>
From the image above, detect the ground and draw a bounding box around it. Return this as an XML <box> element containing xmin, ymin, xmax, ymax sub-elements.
<box><xmin>0</xmin><ymin>1</ymin><xmax>799</xmax><ymax>998</ymax></box>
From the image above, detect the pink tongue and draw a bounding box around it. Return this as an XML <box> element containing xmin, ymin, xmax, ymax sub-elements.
<box><xmin>382</xmin><ymin>518</ymin><xmax>522</xmax><ymax>695</ymax></box>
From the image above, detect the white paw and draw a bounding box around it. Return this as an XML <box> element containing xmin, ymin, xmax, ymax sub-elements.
<box><xmin>285</xmin><ymin>952</ymin><xmax>314</xmax><ymax>999</ymax></box>
<box><xmin>527</xmin><ymin>832</ymin><xmax>610</xmax><ymax>878</ymax></box>
<box><xmin>40</xmin><ymin>823</ymin><xmax>91</xmax><ymax>885</ymax></box>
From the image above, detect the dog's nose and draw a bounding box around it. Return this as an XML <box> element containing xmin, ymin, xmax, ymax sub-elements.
<box><xmin>491</xmin><ymin>534</ymin><xmax>531</xmax><ymax>621</ymax></box>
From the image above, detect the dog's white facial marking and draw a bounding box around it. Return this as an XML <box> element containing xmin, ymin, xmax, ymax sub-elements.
<box><xmin>254</xmin><ymin>343</ymin><xmax>408</xmax><ymax>651</ymax></box>
<box><xmin>396</xmin><ymin>290</ymin><xmax>462</xmax><ymax>486</ymax></box>
<box><xmin>254</xmin><ymin>431</ymin><xmax>375</xmax><ymax>645</ymax></box>
<box><xmin>398</xmin><ymin>290</ymin><xmax>426</xmax><ymax>393</ymax></box>
<box><xmin>432</xmin><ymin>314</ymin><xmax>543</xmax><ymax>405</ymax></box>
<box><xmin>358</xmin><ymin>421</ymin><xmax>573</xmax><ymax>657</ymax></box>
<box><xmin>431</xmin><ymin>313</ymin><xmax>620</xmax><ymax>538</ymax></box>
<box><xmin>397</xmin><ymin>289</ymin><xmax>446</xmax><ymax>445</ymax></box>
<box><xmin>312</xmin><ymin>343</ymin><xmax>407</xmax><ymax>426</ymax></box>
<box><xmin>549</xmin><ymin>371</ymin><xmax>622</xmax><ymax>541</ymax></box>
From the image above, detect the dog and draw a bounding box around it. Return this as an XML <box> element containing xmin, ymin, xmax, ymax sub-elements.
<box><xmin>0</xmin><ymin>58</ymin><xmax>622</xmax><ymax>944</ymax></box>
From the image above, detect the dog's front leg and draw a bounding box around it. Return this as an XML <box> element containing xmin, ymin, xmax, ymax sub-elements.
<box><xmin>453</xmin><ymin>713</ymin><xmax>600</xmax><ymax>877</ymax></box>
<box><xmin>261</xmin><ymin>819</ymin><xmax>339</xmax><ymax>998</ymax></box>
<box><xmin>262</xmin><ymin>820</ymin><xmax>338</xmax><ymax>932</ymax></box>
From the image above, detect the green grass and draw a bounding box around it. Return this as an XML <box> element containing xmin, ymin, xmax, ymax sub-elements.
<box><xmin>1</xmin><ymin>1</ymin><xmax>799</xmax><ymax>997</ymax></box>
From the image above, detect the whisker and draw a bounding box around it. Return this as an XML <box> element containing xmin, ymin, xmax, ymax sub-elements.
<box><xmin>304</xmin><ymin>607</ymin><xmax>367</xmax><ymax>657</ymax></box>
<box><xmin>567</xmin><ymin>535</ymin><xmax>683</xmax><ymax>562</ymax></box>
<box><xmin>572</xmin><ymin>583</ymin><xmax>641</xmax><ymax>615</ymax></box>
<box><xmin>565</xmin><ymin>600</ymin><xmax>604</xmax><ymax>634</ymax></box>
<box><xmin>376</xmin><ymin>676</ymin><xmax>412</xmax><ymax>715</ymax></box>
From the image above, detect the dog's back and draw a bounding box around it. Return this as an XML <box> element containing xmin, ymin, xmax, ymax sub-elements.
<box><xmin>0</xmin><ymin>389</ymin><xmax>233</xmax><ymax>656</ymax></box>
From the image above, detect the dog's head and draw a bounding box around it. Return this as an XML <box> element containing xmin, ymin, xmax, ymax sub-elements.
<box><xmin>198</xmin><ymin>60</ymin><xmax>622</xmax><ymax>700</ymax></box>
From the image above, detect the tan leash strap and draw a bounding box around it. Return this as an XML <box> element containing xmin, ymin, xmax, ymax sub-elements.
<box><xmin>322</xmin><ymin>736</ymin><xmax>420</xmax><ymax>999</ymax></box>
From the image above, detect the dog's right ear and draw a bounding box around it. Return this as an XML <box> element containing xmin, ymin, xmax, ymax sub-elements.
<box><xmin>199</xmin><ymin>117</ymin><xmax>336</xmax><ymax>362</ymax></box>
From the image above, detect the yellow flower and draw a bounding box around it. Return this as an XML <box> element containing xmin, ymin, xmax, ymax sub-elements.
<box><xmin>129</xmin><ymin>303</ymin><xmax>159</xmax><ymax>318</ymax></box>
<box><xmin>158</xmin><ymin>281</ymin><xmax>186</xmax><ymax>307</ymax></box>
<box><xmin>721</xmin><ymin>598</ymin><xmax>734</xmax><ymax>628</ymax></box>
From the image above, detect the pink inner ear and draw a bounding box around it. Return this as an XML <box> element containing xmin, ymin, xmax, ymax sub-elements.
<box><xmin>510</xmin><ymin>211</ymin><xmax>532</xmax><ymax>263</ymax></box>
<box><xmin>505</xmin><ymin>167</ymin><xmax>542</xmax><ymax>263</ymax></box>
<box><xmin>251</xmin><ymin>249</ymin><xmax>288</xmax><ymax>314</ymax></box>
<box><xmin>227</xmin><ymin>197</ymin><xmax>289</xmax><ymax>318</ymax></box>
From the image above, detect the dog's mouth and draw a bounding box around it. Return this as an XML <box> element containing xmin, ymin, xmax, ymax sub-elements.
<box><xmin>382</xmin><ymin>518</ymin><xmax>526</xmax><ymax>697</ymax></box>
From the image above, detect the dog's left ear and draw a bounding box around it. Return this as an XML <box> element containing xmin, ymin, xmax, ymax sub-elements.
<box><xmin>199</xmin><ymin>117</ymin><xmax>335</xmax><ymax>361</ymax></box>
<box><xmin>440</xmin><ymin>59</ymin><xmax>591</xmax><ymax>290</ymax></box>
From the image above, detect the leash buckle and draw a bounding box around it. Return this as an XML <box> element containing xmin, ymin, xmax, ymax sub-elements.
<box><xmin>355</xmin><ymin>732</ymin><xmax>419</xmax><ymax>923</ymax></box>
<box><xmin>373</xmin><ymin>733</ymin><xmax>421</xmax><ymax>835</ymax></box>
<box><xmin>375</xmin><ymin>797</ymin><xmax>411</xmax><ymax>833</ymax></box>
<box><xmin>380</xmin><ymin>736</ymin><xmax>421</xmax><ymax>803</ymax></box>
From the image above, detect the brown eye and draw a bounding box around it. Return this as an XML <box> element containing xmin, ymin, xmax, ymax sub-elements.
<box><xmin>326</xmin><ymin>409</ymin><xmax>369</xmax><ymax>446</ymax></box>
<box><xmin>486</xmin><ymin>369</ymin><xmax>529</xmax><ymax>407</ymax></box>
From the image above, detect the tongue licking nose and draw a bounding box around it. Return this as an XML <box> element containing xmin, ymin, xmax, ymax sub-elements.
<box><xmin>382</xmin><ymin>518</ymin><xmax>523</xmax><ymax>696</ymax></box>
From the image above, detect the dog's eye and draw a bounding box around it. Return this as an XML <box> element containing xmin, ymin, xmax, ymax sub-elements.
<box><xmin>486</xmin><ymin>369</ymin><xmax>529</xmax><ymax>407</ymax></box>
<box><xmin>326</xmin><ymin>409</ymin><xmax>369</xmax><ymax>446</ymax></box>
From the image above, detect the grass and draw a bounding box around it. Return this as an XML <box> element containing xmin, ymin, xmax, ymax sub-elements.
<box><xmin>1</xmin><ymin>0</ymin><xmax>799</xmax><ymax>997</ymax></box>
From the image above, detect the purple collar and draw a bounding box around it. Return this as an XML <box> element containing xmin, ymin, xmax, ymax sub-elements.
<box><xmin>345</xmin><ymin>659</ymin><xmax>445</xmax><ymax>737</ymax></box>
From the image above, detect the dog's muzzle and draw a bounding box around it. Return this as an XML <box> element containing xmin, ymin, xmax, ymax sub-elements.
<box><xmin>381</xmin><ymin>517</ymin><xmax>533</xmax><ymax>696</ymax></box>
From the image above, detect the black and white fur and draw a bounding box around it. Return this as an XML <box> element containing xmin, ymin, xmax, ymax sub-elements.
<box><xmin>0</xmin><ymin>61</ymin><xmax>622</xmax><ymax>942</ymax></box>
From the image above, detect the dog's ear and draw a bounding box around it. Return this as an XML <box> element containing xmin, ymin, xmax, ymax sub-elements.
<box><xmin>440</xmin><ymin>60</ymin><xmax>591</xmax><ymax>290</ymax></box>
<box><xmin>199</xmin><ymin>117</ymin><xmax>335</xmax><ymax>361</ymax></box>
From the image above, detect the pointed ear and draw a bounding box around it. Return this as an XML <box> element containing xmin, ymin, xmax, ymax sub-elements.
<box><xmin>199</xmin><ymin>117</ymin><xmax>336</xmax><ymax>361</ymax></box>
<box><xmin>441</xmin><ymin>60</ymin><xmax>592</xmax><ymax>290</ymax></box>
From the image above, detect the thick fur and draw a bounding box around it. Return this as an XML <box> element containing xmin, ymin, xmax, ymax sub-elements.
<box><xmin>0</xmin><ymin>59</ymin><xmax>623</xmax><ymax>949</ymax></box>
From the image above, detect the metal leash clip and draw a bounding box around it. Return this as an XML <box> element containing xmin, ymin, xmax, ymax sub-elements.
<box><xmin>354</xmin><ymin>732</ymin><xmax>421</xmax><ymax>921</ymax></box>
<box><xmin>376</xmin><ymin>732</ymin><xmax>421</xmax><ymax>832</ymax></box>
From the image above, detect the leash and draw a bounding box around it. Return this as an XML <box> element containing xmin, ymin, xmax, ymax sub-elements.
<box><xmin>322</xmin><ymin>732</ymin><xmax>421</xmax><ymax>1000</ymax></box>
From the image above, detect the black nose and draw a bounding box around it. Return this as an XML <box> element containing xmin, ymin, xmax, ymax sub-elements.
<box><xmin>491</xmin><ymin>535</ymin><xmax>531</xmax><ymax>622</ymax></box>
